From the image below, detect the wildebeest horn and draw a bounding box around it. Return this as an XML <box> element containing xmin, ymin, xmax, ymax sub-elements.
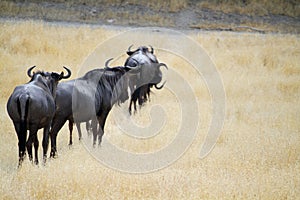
<box><xmin>155</xmin><ymin>81</ymin><xmax>166</xmax><ymax>90</ymax></box>
<box><xmin>127</xmin><ymin>44</ymin><xmax>138</xmax><ymax>55</ymax></box>
<box><xmin>155</xmin><ymin>63</ymin><xmax>168</xmax><ymax>89</ymax></box>
<box><xmin>61</xmin><ymin>66</ymin><xmax>71</xmax><ymax>79</ymax></box>
<box><xmin>27</xmin><ymin>66</ymin><xmax>36</xmax><ymax>77</ymax></box>
<box><xmin>105</xmin><ymin>58</ymin><xmax>114</xmax><ymax>69</ymax></box>
<box><xmin>149</xmin><ymin>45</ymin><xmax>154</xmax><ymax>54</ymax></box>
<box><xmin>157</xmin><ymin>63</ymin><xmax>168</xmax><ymax>70</ymax></box>
<box><xmin>127</xmin><ymin>44</ymin><xmax>133</xmax><ymax>52</ymax></box>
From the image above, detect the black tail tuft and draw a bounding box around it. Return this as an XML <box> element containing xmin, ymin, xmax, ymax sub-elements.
<box><xmin>17</xmin><ymin>95</ymin><xmax>30</xmax><ymax>134</ymax></box>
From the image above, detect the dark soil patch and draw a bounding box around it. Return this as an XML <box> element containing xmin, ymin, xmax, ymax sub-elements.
<box><xmin>1</xmin><ymin>1</ymin><xmax>299</xmax><ymax>34</ymax></box>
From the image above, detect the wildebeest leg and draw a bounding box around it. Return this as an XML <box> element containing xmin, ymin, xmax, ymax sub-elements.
<box><xmin>50</xmin><ymin>117</ymin><xmax>67</xmax><ymax>158</ymax></box>
<box><xmin>50</xmin><ymin>132</ymin><xmax>57</xmax><ymax>158</ymax></box>
<box><xmin>75</xmin><ymin>122</ymin><xmax>82</xmax><ymax>141</ymax></box>
<box><xmin>68</xmin><ymin>120</ymin><xmax>73</xmax><ymax>145</ymax></box>
<box><xmin>42</xmin><ymin>124</ymin><xmax>50</xmax><ymax>163</ymax></box>
<box><xmin>85</xmin><ymin>121</ymin><xmax>92</xmax><ymax>137</ymax></box>
<box><xmin>129</xmin><ymin>101</ymin><xmax>133</xmax><ymax>114</ymax></box>
<box><xmin>91</xmin><ymin>119</ymin><xmax>98</xmax><ymax>147</ymax></box>
<box><xmin>97</xmin><ymin>109</ymin><xmax>110</xmax><ymax>146</ymax></box>
<box><xmin>33</xmin><ymin>134</ymin><xmax>39</xmax><ymax>165</ymax></box>
<box><xmin>14</xmin><ymin>122</ymin><xmax>27</xmax><ymax>167</ymax></box>
<box><xmin>26</xmin><ymin>135</ymin><xmax>33</xmax><ymax>162</ymax></box>
<box><xmin>26</xmin><ymin>126</ymin><xmax>38</xmax><ymax>163</ymax></box>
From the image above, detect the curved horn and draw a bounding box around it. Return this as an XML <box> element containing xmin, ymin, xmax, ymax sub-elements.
<box><xmin>155</xmin><ymin>81</ymin><xmax>166</xmax><ymax>90</ymax></box>
<box><xmin>126</xmin><ymin>44</ymin><xmax>134</xmax><ymax>55</ymax></box>
<box><xmin>127</xmin><ymin>44</ymin><xmax>138</xmax><ymax>55</ymax></box>
<box><xmin>149</xmin><ymin>45</ymin><xmax>154</xmax><ymax>54</ymax></box>
<box><xmin>105</xmin><ymin>58</ymin><xmax>114</xmax><ymax>69</ymax></box>
<box><xmin>127</xmin><ymin>44</ymin><xmax>133</xmax><ymax>52</ymax></box>
<box><xmin>61</xmin><ymin>66</ymin><xmax>71</xmax><ymax>79</ymax></box>
<box><xmin>157</xmin><ymin>63</ymin><xmax>168</xmax><ymax>70</ymax></box>
<box><xmin>27</xmin><ymin>66</ymin><xmax>36</xmax><ymax>77</ymax></box>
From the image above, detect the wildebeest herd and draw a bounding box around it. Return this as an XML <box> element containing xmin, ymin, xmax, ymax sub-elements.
<box><xmin>7</xmin><ymin>46</ymin><xmax>168</xmax><ymax>167</ymax></box>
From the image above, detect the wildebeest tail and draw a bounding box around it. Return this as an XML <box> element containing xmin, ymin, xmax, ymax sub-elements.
<box><xmin>17</xmin><ymin>94</ymin><xmax>30</xmax><ymax>133</ymax></box>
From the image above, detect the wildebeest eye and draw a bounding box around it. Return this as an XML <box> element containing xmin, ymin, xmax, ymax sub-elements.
<box><xmin>131</xmin><ymin>62</ymin><xmax>137</xmax><ymax>67</ymax></box>
<box><xmin>125</xmin><ymin>59</ymin><xmax>138</xmax><ymax>68</ymax></box>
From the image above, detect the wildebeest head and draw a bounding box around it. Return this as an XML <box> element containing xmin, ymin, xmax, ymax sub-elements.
<box><xmin>124</xmin><ymin>45</ymin><xmax>168</xmax><ymax>113</ymax></box>
<box><xmin>126</xmin><ymin>45</ymin><xmax>157</xmax><ymax>63</ymax></box>
<box><xmin>27</xmin><ymin>66</ymin><xmax>71</xmax><ymax>98</ymax></box>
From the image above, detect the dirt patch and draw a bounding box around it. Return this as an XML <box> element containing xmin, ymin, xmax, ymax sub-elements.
<box><xmin>1</xmin><ymin>1</ymin><xmax>300</xmax><ymax>34</ymax></box>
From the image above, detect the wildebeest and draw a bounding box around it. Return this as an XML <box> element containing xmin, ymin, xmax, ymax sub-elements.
<box><xmin>125</xmin><ymin>45</ymin><xmax>167</xmax><ymax>113</ymax></box>
<box><xmin>49</xmin><ymin>46</ymin><xmax>167</xmax><ymax>157</ymax></box>
<box><xmin>6</xmin><ymin>66</ymin><xmax>71</xmax><ymax>166</ymax></box>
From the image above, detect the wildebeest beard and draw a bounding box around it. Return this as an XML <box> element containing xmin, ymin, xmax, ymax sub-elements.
<box><xmin>128</xmin><ymin>75</ymin><xmax>154</xmax><ymax>114</ymax></box>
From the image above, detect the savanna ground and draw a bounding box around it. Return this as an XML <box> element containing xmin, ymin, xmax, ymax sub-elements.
<box><xmin>0</xmin><ymin>1</ymin><xmax>300</xmax><ymax>199</ymax></box>
<box><xmin>0</xmin><ymin>20</ymin><xmax>299</xmax><ymax>199</ymax></box>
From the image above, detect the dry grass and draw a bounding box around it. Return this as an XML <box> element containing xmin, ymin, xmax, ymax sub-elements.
<box><xmin>0</xmin><ymin>20</ymin><xmax>299</xmax><ymax>199</ymax></box>
<box><xmin>199</xmin><ymin>0</ymin><xmax>300</xmax><ymax>17</ymax></box>
<box><xmin>1</xmin><ymin>0</ymin><xmax>299</xmax><ymax>34</ymax></box>
<box><xmin>1</xmin><ymin>0</ymin><xmax>298</xmax><ymax>17</ymax></box>
<box><xmin>190</xmin><ymin>21</ymin><xmax>300</xmax><ymax>34</ymax></box>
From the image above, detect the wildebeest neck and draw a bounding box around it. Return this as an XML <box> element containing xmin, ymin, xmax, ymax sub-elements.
<box><xmin>98</xmin><ymin>67</ymin><xmax>129</xmax><ymax>105</ymax></box>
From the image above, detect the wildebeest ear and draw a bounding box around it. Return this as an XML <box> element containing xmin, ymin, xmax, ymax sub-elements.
<box><xmin>126</xmin><ymin>51</ymin><xmax>134</xmax><ymax>56</ymax></box>
<box><xmin>148</xmin><ymin>45</ymin><xmax>154</xmax><ymax>54</ymax></box>
<box><xmin>54</xmin><ymin>67</ymin><xmax>72</xmax><ymax>80</ymax></box>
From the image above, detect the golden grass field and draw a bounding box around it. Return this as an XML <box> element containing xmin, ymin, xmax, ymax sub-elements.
<box><xmin>0</xmin><ymin>20</ymin><xmax>299</xmax><ymax>199</ymax></box>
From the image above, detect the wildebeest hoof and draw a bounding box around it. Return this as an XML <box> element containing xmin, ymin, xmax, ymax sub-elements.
<box><xmin>43</xmin><ymin>157</ymin><xmax>47</xmax><ymax>165</ymax></box>
<box><xmin>50</xmin><ymin>154</ymin><xmax>58</xmax><ymax>159</ymax></box>
<box><xmin>28</xmin><ymin>156</ymin><xmax>33</xmax><ymax>162</ymax></box>
<box><xmin>18</xmin><ymin>160</ymin><xmax>24</xmax><ymax>168</ymax></box>
<box><xmin>50</xmin><ymin>151</ymin><xmax>58</xmax><ymax>159</ymax></box>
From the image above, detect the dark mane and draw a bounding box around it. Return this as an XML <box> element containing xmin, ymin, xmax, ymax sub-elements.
<box><xmin>96</xmin><ymin>66</ymin><xmax>129</xmax><ymax>106</ymax></box>
<box><xmin>82</xmin><ymin>66</ymin><xmax>155</xmax><ymax>114</ymax></box>
<box><xmin>81</xmin><ymin>67</ymin><xmax>125</xmax><ymax>80</ymax></box>
<box><xmin>129</xmin><ymin>83</ymin><xmax>152</xmax><ymax>114</ymax></box>
<box><xmin>100</xmin><ymin>66</ymin><xmax>127</xmax><ymax>86</ymax></box>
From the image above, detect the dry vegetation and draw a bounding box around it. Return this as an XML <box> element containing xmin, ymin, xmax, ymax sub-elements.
<box><xmin>0</xmin><ymin>20</ymin><xmax>299</xmax><ymax>199</ymax></box>
<box><xmin>1</xmin><ymin>0</ymin><xmax>299</xmax><ymax>33</ymax></box>
<box><xmin>199</xmin><ymin>0</ymin><xmax>300</xmax><ymax>17</ymax></box>
<box><xmin>1</xmin><ymin>0</ymin><xmax>299</xmax><ymax>17</ymax></box>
